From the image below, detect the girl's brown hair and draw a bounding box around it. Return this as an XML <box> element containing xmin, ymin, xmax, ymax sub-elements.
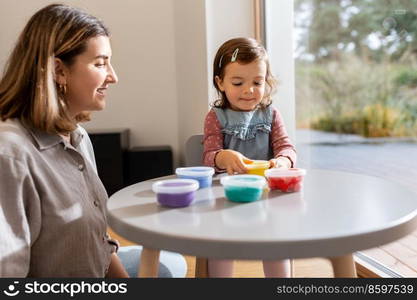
<box><xmin>0</xmin><ymin>4</ymin><xmax>109</xmax><ymax>134</ymax></box>
<box><xmin>212</xmin><ymin>37</ymin><xmax>277</xmax><ymax>109</ymax></box>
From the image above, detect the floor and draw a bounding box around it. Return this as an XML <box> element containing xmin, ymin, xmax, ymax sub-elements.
<box><xmin>108</xmin><ymin>228</ymin><xmax>335</xmax><ymax>277</ymax></box>
<box><xmin>361</xmin><ymin>233</ymin><xmax>417</xmax><ymax>277</ymax></box>
<box><xmin>296</xmin><ymin>129</ymin><xmax>417</xmax><ymax>277</ymax></box>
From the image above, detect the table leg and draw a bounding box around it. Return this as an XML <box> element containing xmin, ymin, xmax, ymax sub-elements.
<box><xmin>290</xmin><ymin>259</ymin><xmax>295</xmax><ymax>277</ymax></box>
<box><xmin>328</xmin><ymin>254</ymin><xmax>357</xmax><ymax>278</ymax></box>
<box><xmin>138</xmin><ymin>247</ymin><xmax>160</xmax><ymax>277</ymax></box>
<box><xmin>195</xmin><ymin>257</ymin><xmax>208</xmax><ymax>278</ymax></box>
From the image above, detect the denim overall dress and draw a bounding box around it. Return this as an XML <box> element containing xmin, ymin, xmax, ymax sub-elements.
<box><xmin>213</xmin><ymin>106</ymin><xmax>273</xmax><ymax>160</ymax></box>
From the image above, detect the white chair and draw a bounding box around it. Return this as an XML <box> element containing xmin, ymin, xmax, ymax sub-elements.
<box><xmin>184</xmin><ymin>134</ymin><xmax>204</xmax><ymax>167</ymax></box>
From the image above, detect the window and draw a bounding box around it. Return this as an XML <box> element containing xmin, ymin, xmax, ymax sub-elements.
<box><xmin>293</xmin><ymin>0</ymin><xmax>417</xmax><ymax>277</ymax></box>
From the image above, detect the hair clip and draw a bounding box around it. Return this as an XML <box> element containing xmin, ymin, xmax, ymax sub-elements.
<box><xmin>218</xmin><ymin>48</ymin><xmax>239</xmax><ymax>68</ymax></box>
<box><xmin>231</xmin><ymin>48</ymin><xmax>239</xmax><ymax>62</ymax></box>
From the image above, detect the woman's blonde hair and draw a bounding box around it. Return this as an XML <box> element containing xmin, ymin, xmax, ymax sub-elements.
<box><xmin>212</xmin><ymin>37</ymin><xmax>277</xmax><ymax>109</ymax></box>
<box><xmin>0</xmin><ymin>4</ymin><xmax>109</xmax><ymax>134</ymax></box>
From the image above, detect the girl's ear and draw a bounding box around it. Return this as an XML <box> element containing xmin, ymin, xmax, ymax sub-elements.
<box><xmin>54</xmin><ymin>58</ymin><xmax>68</xmax><ymax>85</ymax></box>
<box><xmin>215</xmin><ymin>75</ymin><xmax>225</xmax><ymax>92</ymax></box>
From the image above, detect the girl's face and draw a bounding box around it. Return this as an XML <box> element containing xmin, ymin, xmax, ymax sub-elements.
<box><xmin>216</xmin><ymin>60</ymin><xmax>267</xmax><ymax>111</ymax></box>
<box><xmin>59</xmin><ymin>36</ymin><xmax>118</xmax><ymax>117</ymax></box>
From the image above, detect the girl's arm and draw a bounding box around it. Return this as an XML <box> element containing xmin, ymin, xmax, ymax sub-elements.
<box><xmin>270</xmin><ymin>108</ymin><xmax>297</xmax><ymax>168</ymax></box>
<box><xmin>203</xmin><ymin>110</ymin><xmax>225</xmax><ymax>171</ymax></box>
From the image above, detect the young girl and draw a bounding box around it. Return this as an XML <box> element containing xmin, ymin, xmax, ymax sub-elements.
<box><xmin>203</xmin><ymin>37</ymin><xmax>297</xmax><ymax>277</ymax></box>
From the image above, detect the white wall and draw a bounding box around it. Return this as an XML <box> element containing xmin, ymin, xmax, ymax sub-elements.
<box><xmin>173</xmin><ymin>0</ymin><xmax>257</xmax><ymax>164</ymax></box>
<box><xmin>0</xmin><ymin>0</ymin><xmax>181</xmax><ymax>164</ymax></box>
<box><xmin>0</xmin><ymin>0</ymin><xmax>295</xmax><ymax>167</ymax></box>
<box><xmin>205</xmin><ymin>0</ymin><xmax>255</xmax><ymax>105</ymax></box>
<box><xmin>85</xmin><ymin>0</ymin><xmax>179</xmax><ymax>157</ymax></box>
<box><xmin>205</xmin><ymin>0</ymin><xmax>296</xmax><ymax>142</ymax></box>
<box><xmin>265</xmin><ymin>0</ymin><xmax>296</xmax><ymax>140</ymax></box>
<box><xmin>174</xmin><ymin>0</ymin><xmax>209</xmax><ymax>165</ymax></box>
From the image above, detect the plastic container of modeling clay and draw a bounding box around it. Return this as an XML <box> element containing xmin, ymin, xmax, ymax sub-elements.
<box><xmin>175</xmin><ymin>166</ymin><xmax>215</xmax><ymax>189</ymax></box>
<box><xmin>245</xmin><ymin>160</ymin><xmax>270</xmax><ymax>176</ymax></box>
<box><xmin>264</xmin><ymin>168</ymin><xmax>306</xmax><ymax>193</ymax></box>
<box><xmin>152</xmin><ymin>179</ymin><xmax>199</xmax><ymax>207</ymax></box>
<box><xmin>220</xmin><ymin>175</ymin><xmax>266</xmax><ymax>203</ymax></box>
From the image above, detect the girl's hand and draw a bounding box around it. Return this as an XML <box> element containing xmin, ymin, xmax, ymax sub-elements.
<box><xmin>269</xmin><ymin>157</ymin><xmax>292</xmax><ymax>169</ymax></box>
<box><xmin>215</xmin><ymin>149</ymin><xmax>251</xmax><ymax>175</ymax></box>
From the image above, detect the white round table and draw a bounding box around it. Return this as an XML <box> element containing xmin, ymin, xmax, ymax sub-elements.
<box><xmin>107</xmin><ymin>169</ymin><xmax>417</xmax><ymax>277</ymax></box>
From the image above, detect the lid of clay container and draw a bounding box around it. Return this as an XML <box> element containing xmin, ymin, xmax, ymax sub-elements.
<box><xmin>152</xmin><ymin>179</ymin><xmax>199</xmax><ymax>194</ymax></box>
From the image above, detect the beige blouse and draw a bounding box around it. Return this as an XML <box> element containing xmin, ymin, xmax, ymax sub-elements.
<box><xmin>0</xmin><ymin>119</ymin><xmax>116</xmax><ymax>277</ymax></box>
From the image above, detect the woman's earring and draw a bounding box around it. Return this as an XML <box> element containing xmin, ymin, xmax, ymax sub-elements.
<box><xmin>59</xmin><ymin>84</ymin><xmax>67</xmax><ymax>95</ymax></box>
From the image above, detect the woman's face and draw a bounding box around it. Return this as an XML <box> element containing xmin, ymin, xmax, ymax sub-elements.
<box><xmin>63</xmin><ymin>36</ymin><xmax>118</xmax><ymax>116</ymax></box>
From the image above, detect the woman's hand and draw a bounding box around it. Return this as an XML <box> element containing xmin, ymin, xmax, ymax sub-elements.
<box><xmin>269</xmin><ymin>156</ymin><xmax>292</xmax><ymax>169</ymax></box>
<box><xmin>215</xmin><ymin>149</ymin><xmax>251</xmax><ymax>175</ymax></box>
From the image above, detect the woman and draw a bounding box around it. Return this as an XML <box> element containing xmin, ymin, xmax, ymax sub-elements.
<box><xmin>0</xmin><ymin>3</ymin><xmax>186</xmax><ymax>278</ymax></box>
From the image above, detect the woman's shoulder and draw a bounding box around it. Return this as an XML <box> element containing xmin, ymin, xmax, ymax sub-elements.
<box><xmin>0</xmin><ymin>119</ymin><xmax>35</xmax><ymax>161</ymax></box>
<box><xmin>0</xmin><ymin>118</ymin><xmax>32</xmax><ymax>144</ymax></box>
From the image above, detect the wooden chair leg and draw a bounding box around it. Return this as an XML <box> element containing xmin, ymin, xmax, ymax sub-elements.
<box><xmin>195</xmin><ymin>257</ymin><xmax>208</xmax><ymax>278</ymax></box>
<box><xmin>290</xmin><ymin>259</ymin><xmax>295</xmax><ymax>277</ymax></box>
<box><xmin>328</xmin><ymin>254</ymin><xmax>357</xmax><ymax>278</ymax></box>
<box><xmin>138</xmin><ymin>247</ymin><xmax>160</xmax><ymax>277</ymax></box>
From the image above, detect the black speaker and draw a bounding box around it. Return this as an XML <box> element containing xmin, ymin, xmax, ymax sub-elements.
<box><xmin>88</xmin><ymin>129</ymin><xmax>129</xmax><ymax>196</ymax></box>
<box><xmin>124</xmin><ymin>146</ymin><xmax>173</xmax><ymax>185</ymax></box>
